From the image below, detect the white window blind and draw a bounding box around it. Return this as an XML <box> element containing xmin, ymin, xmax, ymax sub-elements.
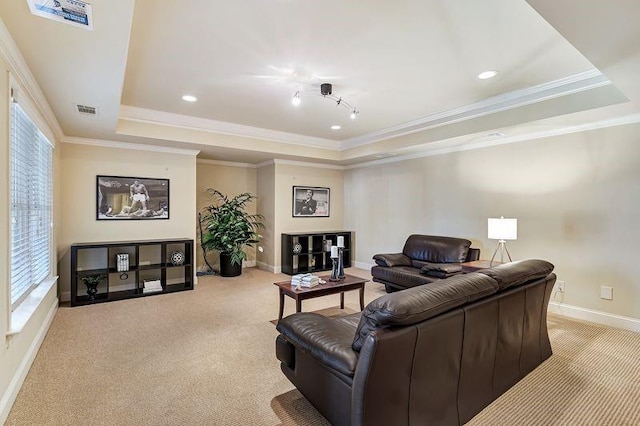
<box><xmin>10</xmin><ymin>100</ymin><xmax>53</xmax><ymax>309</ymax></box>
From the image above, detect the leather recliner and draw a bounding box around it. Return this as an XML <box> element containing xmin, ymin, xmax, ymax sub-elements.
<box><xmin>371</xmin><ymin>234</ymin><xmax>480</xmax><ymax>292</ymax></box>
<box><xmin>276</xmin><ymin>259</ymin><xmax>556</xmax><ymax>426</ymax></box>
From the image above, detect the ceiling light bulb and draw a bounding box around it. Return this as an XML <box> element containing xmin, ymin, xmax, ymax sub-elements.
<box><xmin>292</xmin><ymin>91</ymin><xmax>301</xmax><ymax>106</ymax></box>
<box><xmin>477</xmin><ymin>70</ymin><xmax>498</xmax><ymax>80</ymax></box>
<box><xmin>350</xmin><ymin>110</ymin><xmax>358</xmax><ymax>119</ymax></box>
<box><xmin>331</xmin><ymin>125</ymin><xmax>341</xmax><ymax>130</ymax></box>
<box><xmin>182</xmin><ymin>95</ymin><xmax>197</xmax><ymax>102</ymax></box>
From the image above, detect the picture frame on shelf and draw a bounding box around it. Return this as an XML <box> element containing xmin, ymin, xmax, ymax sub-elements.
<box><xmin>96</xmin><ymin>175</ymin><xmax>169</xmax><ymax>220</ymax></box>
<box><xmin>292</xmin><ymin>186</ymin><xmax>330</xmax><ymax>217</ymax></box>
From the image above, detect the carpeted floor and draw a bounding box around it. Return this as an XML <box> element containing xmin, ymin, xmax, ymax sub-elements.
<box><xmin>6</xmin><ymin>267</ymin><xmax>640</xmax><ymax>425</ymax></box>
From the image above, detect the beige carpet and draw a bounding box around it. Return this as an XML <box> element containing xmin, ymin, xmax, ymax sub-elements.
<box><xmin>6</xmin><ymin>268</ymin><xmax>640</xmax><ymax>425</ymax></box>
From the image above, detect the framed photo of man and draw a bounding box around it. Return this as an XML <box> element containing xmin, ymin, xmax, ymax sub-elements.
<box><xmin>292</xmin><ymin>186</ymin><xmax>330</xmax><ymax>217</ymax></box>
<box><xmin>96</xmin><ymin>175</ymin><xmax>170</xmax><ymax>220</ymax></box>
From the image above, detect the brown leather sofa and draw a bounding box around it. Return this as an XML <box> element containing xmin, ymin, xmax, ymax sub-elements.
<box><xmin>276</xmin><ymin>259</ymin><xmax>556</xmax><ymax>426</ymax></box>
<box><xmin>371</xmin><ymin>234</ymin><xmax>480</xmax><ymax>292</ymax></box>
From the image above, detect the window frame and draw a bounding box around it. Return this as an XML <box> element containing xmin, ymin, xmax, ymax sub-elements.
<box><xmin>8</xmin><ymin>87</ymin><xmax>54</xmax><ymax>311</ymax></box>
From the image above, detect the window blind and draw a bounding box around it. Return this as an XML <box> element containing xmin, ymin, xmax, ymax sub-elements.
<box><xmin>10</xmin><ymin>100</ymin><xmax>53</xmax><ymax>309</ymax></box>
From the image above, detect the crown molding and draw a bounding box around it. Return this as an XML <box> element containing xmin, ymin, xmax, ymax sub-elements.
<box><xmin>197</xmin><ymin>159</ymin><xmax>257</xmax><ymax>168</ymax></box>
<box><xmin>345</xmin><ymin>112</ymin><xmax>640</xmax><ymax>169</ymax></box>
<box><xmin>255</xmin><ymin>160</ymin><xmax>275</xmax><ymax>168</ymax></box>
<box><xmin>62</xmin><ymin>136</ymin><xmax>200</xmax><ymax>156</ymax></box>
<box><xmin>0</xmin><ymin>16</ymin><xmax>64</xmax><ymax>142</ymax></box>
<box><xmin>199</xmin><ymin>158</ymin><xmax>344</xmax><ymax>170</ymax></box>
<box><xmin>119</xmin><ymin>105</ymin><xmax>340</xmax><ymax>150</ymax></box>
<box><xmin>340</xmin><ymin>70</ymin><xmax>611</xmax><ymax>149</ymax></box>
<box><xmin>272</xmin><ymin>158</ymin><xmax>344</xmax><ymax>170</ymax></box>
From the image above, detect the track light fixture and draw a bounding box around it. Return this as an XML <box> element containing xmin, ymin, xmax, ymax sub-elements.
<box><xmin>292</xmin><ymin>91</ymin><xmax>301</xmax><ymax>106</ymax></box>
<box><xmin>291</xmin><ymin>83</ymin><xmax>359</xmax><ymax>119</ymax></box>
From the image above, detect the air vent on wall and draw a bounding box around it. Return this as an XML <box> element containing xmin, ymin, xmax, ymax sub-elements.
<box><xmin>75</xmin><ymin>104</ymin><xmax>98</xmax><ymax>116</ymax></box>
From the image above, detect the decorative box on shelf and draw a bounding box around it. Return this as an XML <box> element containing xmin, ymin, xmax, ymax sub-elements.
<box><xmin>116</xmin><ymin>253</ymin><xmax>129</xmax><ymax>271</ymax></box>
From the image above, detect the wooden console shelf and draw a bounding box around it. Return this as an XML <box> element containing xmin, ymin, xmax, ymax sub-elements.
<box><xmin>281</xmin><ymin>231</ymin><xmax>352</xmax><ymax>275</ymax></box>
<box><xmin>70</xmin><ymin>238</ymin><xmax>194</xmax><ymax>306</ymax></box>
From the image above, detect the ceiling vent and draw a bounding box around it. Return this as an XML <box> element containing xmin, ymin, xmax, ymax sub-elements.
<box><xmin>75</xmin><ymin>104</ymin><xmax>98</xmax><ymax>116</ymax></box>
<box><xmin>27</xmin><ymin>0</ymin><xmax>93</xmax><ymax>30</ymax></box>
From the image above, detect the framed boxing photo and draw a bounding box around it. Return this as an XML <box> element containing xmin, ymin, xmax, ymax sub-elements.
<box><xmin>292</xmin><ymin>186</ymin><xmax>330</xmax><ymax>217</ymax></box>
<box><xmin>96</xmin><ymin>175</ymin><xmax>170</xmax><ymax>220</ymax></box>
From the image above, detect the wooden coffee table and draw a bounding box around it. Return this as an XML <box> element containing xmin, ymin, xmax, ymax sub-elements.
<box><xmin>274</xmin><ymin>274</ymin><xmax>369</xmax><ymax>320</ymax></box>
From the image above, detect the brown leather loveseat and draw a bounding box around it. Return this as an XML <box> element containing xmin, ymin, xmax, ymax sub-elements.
<box><xmin>371</xmin><ymin>234</ymin><xmax>480</xmax><ymax>292</ymax></box>
<box><xmin>276</xmin><ymin>259</ymin><xmax>556</xmax><ymax>426</ymax></box>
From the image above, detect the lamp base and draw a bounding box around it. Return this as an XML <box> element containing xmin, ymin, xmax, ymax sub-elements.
<box><xmin>490</xmin><ymin>240</ymin><xmax>512</xmax><ymax>267</ymax></box>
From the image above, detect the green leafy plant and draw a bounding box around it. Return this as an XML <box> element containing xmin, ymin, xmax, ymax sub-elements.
<box><xmin>81</xmin><ymin>274</ymin><xmax>104</xmax><ymax>300</ymax></box>
<box><xmin>199</xmin><ymin>189</ymin><xmax>264</xmax><ymax>269</ymax></box>
<box><xmin>81</xmin><ymin>275</ymin><xmax>103</xmax><ymax>286</ymax></box>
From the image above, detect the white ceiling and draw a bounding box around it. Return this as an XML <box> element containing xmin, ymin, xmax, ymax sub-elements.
<box><xmin>0</xmin><ymin>0</ymin><xmax>638</xmax><ymax>165</ymax></box>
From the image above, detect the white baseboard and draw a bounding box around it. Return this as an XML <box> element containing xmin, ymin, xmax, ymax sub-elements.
<box><xmin>549</xmin><ymin>301</ymin><xmax>640</xmax><ymax>333</ymax></box>
<box><xmin>256</xmin><ymin>261</ymin><xmax>279</xmax><ymax>274</ymax></box>
<box><xmin>243</xmin><ymin>260</ymin><xmax>256</xmax><ymax>268</ymax></box>
<box><xmin>354</xmin><ymin>261</ymin><xmax>374</xmax><ymax>270</ymax></box>
<box><xmin>0</xmin><ymin>297</ymin><xmax>58</xmax><ymax>425</ymax></box>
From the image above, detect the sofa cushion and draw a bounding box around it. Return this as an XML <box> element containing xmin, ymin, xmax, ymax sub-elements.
<box><xmin>371</xmin><ymin>265</ymin><xmax>435</xmax><ymax>288</ymax></box>
<box><xmin>352</xmin><ymin>273</ymin><xmax>498</xmax><ymax>351</ymax></box>
<box><xmin>403</xmin><ymin>235</ymin><xmax>471</xmax><ymax>263</ymax></box>
<box><xmin>419</xmin><ymin>262</ymin><xmax>463</xmax><ymax>275</ymax></box>
<box><xmin>373</xmin><ymin>253</ymin><xmax>412</xmax><ymax>267</ymax></box>
<box><xmin>277</xmin><ymin>312</ymin><xmax>360</xmax><ymax>376</ymax></box>
<box><xmin>478</xmin><ymin>259</ymin><xmax>554</xmax><ymax>290</ymax></box>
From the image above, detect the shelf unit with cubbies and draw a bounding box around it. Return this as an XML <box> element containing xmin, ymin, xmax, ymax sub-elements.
<box><xmin>70</xmin><ymin>238</ymin><xmax>193</xmax><ymax>306</ymax></box>
<box><xmin>281</xmin><ymin>231</ymin><xmax>352</xmax><ymax>275</ymax></box>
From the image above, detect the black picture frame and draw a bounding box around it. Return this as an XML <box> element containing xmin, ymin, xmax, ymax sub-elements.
<box><xmin>96</xmin><ymin>175</ymin><xmax>170</xmax><ymax>220</ymax></box>
<box><xmin>292</xmin><ymin>186</ymin><xmax>330</xmax><ymax>217</ymax></box>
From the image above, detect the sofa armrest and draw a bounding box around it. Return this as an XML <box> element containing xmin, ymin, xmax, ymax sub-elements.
<box><xmin>373</xmin><ymin>253</ymin><xmax>412</xmax><ymax>267</ymax></box>
<box><xmin>466</xmin><ymin>247</ymin><xmax>481</xmax><ymax>262</ymax></box>
<box><xmin>276</xmin><ymin>313</ymin><xmax>359</xmax><ymax>376</ymax></box>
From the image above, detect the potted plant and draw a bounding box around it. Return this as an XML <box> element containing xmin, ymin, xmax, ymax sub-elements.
<box><xmin>81</xmin><ymin>274</ymin><xmax>104</xmax><ymax>300</ymax></box>
<box><xmin>199</xmin><ymin>189</ymin><xmax>264</xmax><ymax>277</ymax></box>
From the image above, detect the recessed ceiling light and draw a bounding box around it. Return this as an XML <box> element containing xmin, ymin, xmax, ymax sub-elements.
<box><xmin>477</xmin><ymin>70</ymin><xmax>498</xmax><ymax>80</ymax></box>
<box><xmin>292</xmin><ymin>91</ymin><xmax>301</xmax><ymax>106</ymax></box>
<box><xmin>182</xmin><ymin>95</ymin><xmax>197</xmax><ymax>102</ymax></box>
<box><xmin>331</xmin><ymin>125</ymin><xmax>341</xmax><ymax>130</ymax></box>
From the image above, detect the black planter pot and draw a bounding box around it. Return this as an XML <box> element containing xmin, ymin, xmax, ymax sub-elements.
<box><xmin>219</xmin><ymin>252</ymin><xmax>242</xmax><ymax>277</ymax></box>
<box><xmin>84</xmin><ymin>281</ymin><xmax>99</xmax><ymax>300</ymax></box>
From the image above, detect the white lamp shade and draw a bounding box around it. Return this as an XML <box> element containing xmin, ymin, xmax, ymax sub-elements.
<box><xmin>488</xmin><ymin>217</ymin><xmax>517</xmax><ymax>240</ymax></box>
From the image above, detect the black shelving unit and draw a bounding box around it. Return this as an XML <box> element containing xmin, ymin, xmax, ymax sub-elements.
<box><xmin>70</xmin><ymin>238</ymin><xmax>194</xmax><ymax>306</ymax></box>
<box><xmin>281</xmin><ymin>231</ymin><xmax>352</xmax><ymax>275</ymax></box>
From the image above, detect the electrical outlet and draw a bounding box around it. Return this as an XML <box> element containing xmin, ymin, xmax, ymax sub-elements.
<box><xmin>600</xmin><ymin>285</ymin><xmax>613</xmax><ymax>300</ymax></box>
<box><xmin>556</xmin><ymin>280</ymin><xmax>565</xmax><ymax>293</ymax></box>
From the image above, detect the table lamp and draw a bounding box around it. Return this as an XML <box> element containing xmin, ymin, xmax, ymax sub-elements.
<box><xmin>488</xmin><ymin>216</ymin><xmax>517</xmax><ymax>266</ymax></box>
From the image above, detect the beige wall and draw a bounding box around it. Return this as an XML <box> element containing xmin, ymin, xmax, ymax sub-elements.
<box><xmin>345</xmin><ymin>123</ymin><xmax>640</xmax><ymax>319</ymax></box>
<box><xmin>274</xmin><ymin>163</ymin><xmax>344</xmax><ymax>270</ymax></box>
<box><xmin>0</xmin><ymin>65</ymin><xmax>60</xmax><ymax>420</ymax></box>
<box><xmin>57</xmin><ymin>144</ymin><xmax>197</xmax><ymax>298</ymax></box>
<box><xmin>194</xmin><ymin>162</ymin><xmax>345</xmax><ymax>272</ymax></box>
<box><xmin>257</xmin><ymin>164</ymin><xmax>276</xmax><ymax>270</ymax></box>
<box><xmin>195</xmin><ymin>162</ymin><xmax>257</xmax><ymax>271</ymax></box>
